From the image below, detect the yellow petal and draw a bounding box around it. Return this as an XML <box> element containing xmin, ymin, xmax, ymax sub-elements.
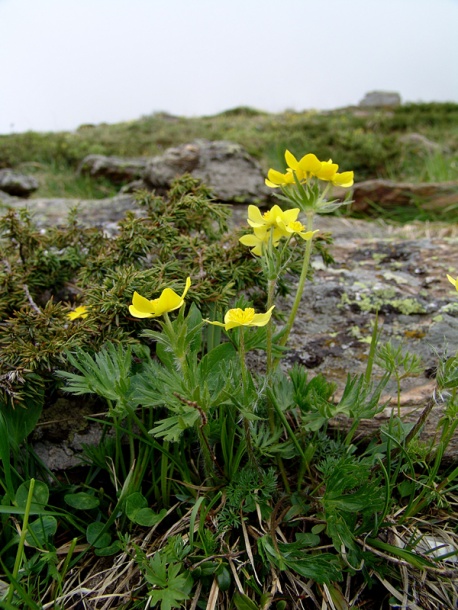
<box><xmin>250</xmin><ymin>305</ymin><xmax>275</xmax><ymax>327</ymax></box>
<box><xmin>67</xmin><ymin>306</ymin><xmax>89</xmax><ymax>320</ymax></box>
<box><xmin>205</xmin><ymin>319</ymin><xmax>226</xmax><ymax>327</ymax></box>
<box><xmin>182</xmin><ymin>277</ymin><xmax>192</xmax><ymax>299</ymax></box>
<box><xmin>447</xmin><ymin>274</ymin><xmax>458</xmax><ymax>290</ymax></box>
<box><xmin>239</xmin><ymin>234</ymin><xmax>263</xmax><ymax>247</ymax></box>
<box><xmin>316</xmin><ymin>160</ymin><xmax>338</xmax><ymax>181</ymax></box>
<box><xmin>298</xmin><ymin>153</ymin><xmax>322</xmax><ymax>176</ymax></box>
<box><xmin>297</xmin><ymin>229</ymin><xmax>320</xmax><ymax>241</ymax></box>
<box><xmin>247</xmin><ymin>204</ymin><xmax>267</xmax><ymax>227</ymax></box>
<box><xmin>285</xmin><ymin>149</ymin><xmax>299</xmax><ymax>170</ymax></box>
<box><xmin>332</xmin><ymin>171</ymin><xmax>354</xmax><ymax>188</ymax></box>
<box><xmin>266</xmin><ymin>168</ymin><xmax>289</xmax><ymax>185</ymax></box>
<box><xmin>131</xmin><ymin>291</ymin><xmax>157</xmax><ymax>315</ymax></box>
<box><xmin>129</xmin><ymin>304</ymin><xmax>154</xmax><ymax>318</ymax></box>
<box><xmin>154</xmin><ymin>288</ymin><xmax>184</xmax><ymax>314</ymax></box>
<box><xmin>282</xmin><ymin>208</ymin><xmax>300</xmax><ymax>223</ymax></box>
<box><xmin>265</xmin><ymin>178</ymin><xmax>280</xmax><ymax>188</ymax></box>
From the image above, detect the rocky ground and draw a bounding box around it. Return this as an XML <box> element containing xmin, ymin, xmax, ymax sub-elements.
<box><xmin>2</xmin><ymin>191</ymin><xmax>458</xmax><ymax>463</ymax></box>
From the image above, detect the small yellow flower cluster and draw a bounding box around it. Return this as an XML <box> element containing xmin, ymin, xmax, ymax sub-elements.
<box><xmin>239</xmin><ymin>204</ymin><xmax>319</xmax><ymax>256</ymax></box>
<box><xmin>67</xmin><ymin>306</ymin><xmax>89</xmax><ymax>321</ymax></box>
<box><xmin>265</xmin><ymin>150</ymin><xmax>354</xmax><ymax>189</ymax></box>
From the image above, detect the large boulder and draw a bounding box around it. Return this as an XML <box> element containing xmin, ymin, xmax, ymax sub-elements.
<box><xmin>351</xmin><ymin>179</ymin><xmax>458</xmax><ymax>212</ymax></box>
<box><xmin>78</xmin><ymin>154</ymin><xmax>147</xmax><ymax>183</ymax></box>
<box><xmin>143</xmin><ymin>140</ymin><xmax>271</xmax><ymax>203</ymax></box>
<box><xmin>0</xmin><ymin>168</ymin><xmax>39</xmax><ymax>197</ymax></box>
<box><xmin>359</xmin><ymin>91</ymin><xmax>401</xmax><ymax>107</ymax></box>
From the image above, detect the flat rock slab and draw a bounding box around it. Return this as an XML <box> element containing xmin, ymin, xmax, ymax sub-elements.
<box><xmin>277</xmin><ymin>216</ymin><xmax>458</xmax><ymax>458</ymax></box>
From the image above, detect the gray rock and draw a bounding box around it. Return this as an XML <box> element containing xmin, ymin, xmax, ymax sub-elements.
<box><xmin>78</xmin><ymin>154</ymin><xmax>147</xmax><ymax>183</ymax></box>
<box><xmin>399</xmin><ymin>133</ymin><xmax>445</xmax><ymax>154</ymax></box>
<box><xmin>359</xmin><ymin>91</ymin><xmax>401</xmax><ymax>107</ymax></box>
<box><xmin>3</xmin><ymin>193</ymin><xmax>136</xmax><ymax>232</ymax></box>
<box><xmin>143</xmin><ymin>140</ymin><xmax>271</xmax><ymax>203</ymax></box>
<box><xmin>0</xmin><ymin>168</ymin><xmax>39</xmax><ymax>197</ymax></box>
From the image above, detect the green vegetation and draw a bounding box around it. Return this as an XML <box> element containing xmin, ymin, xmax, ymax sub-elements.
<box><xmin>1</xmin><ymin>102</ymin><xmax>457</xmax><ymax>200</ymax></box>
<box><xmin>0</xmin><ymin>115</ymin><xmax>458</xmax><ymax>608</ymax></box>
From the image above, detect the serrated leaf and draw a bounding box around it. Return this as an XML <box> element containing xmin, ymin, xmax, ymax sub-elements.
<box><xmin>146</xmin><ymin>553</ymin><xmax>193</xmax><ymax>610</ymax></box>
<box><xmin>149</xmin><ymin>410</ymin><xmax>200</xmax><ymax>443</ymax></box>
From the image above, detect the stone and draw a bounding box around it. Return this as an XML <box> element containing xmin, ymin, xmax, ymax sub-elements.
<box><xmin>2</xmin><ymin>193</ymin><xmax>136</xmax><ymax>233</ymax></box>
<box><xmin>351</xmin><ymin>179</ymin><xmax>458</xmax><ymax>213</ymax></box>
<box><xmin>0</xmin><ymin>168</ymin><xmax>39</xmax><ymax>197</ymax></box>
<box><xmin>143</xmin><ymin>140</ymin><xmax>271</xmax><ymax>203</ymax></box>
<box><xmin>399</xmin><ymin>133</ymin><xmax>445</xmax><ymax>154</ymax></box>
<box><xmin>359</xmin><ymin>91</ymin><xmax>401</xmax><ymax>107</ymax></box>
<box><xmin>78</xmin><ymin>154</ymin><xmax>147</xmax><ymax>183</ymax></box>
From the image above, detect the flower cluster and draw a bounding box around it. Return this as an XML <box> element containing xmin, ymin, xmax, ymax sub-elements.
<box><xmin>265</xmin><ymin>150</ymin><xmax>354</xmax><ymax>189</ymax></box>
<box><xmin>239</xmin><ymin>204</ymin><xmax>318</xmax><ymax>256</ymax></box>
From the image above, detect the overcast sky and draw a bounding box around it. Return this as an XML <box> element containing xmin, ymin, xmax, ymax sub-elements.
<box><xmin>1</xmin><ymin>0</ymin><xmax>457</xmax><ymax>134</ymax></box>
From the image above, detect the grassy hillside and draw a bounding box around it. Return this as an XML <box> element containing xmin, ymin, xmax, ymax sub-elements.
<box><xmin>1</xmin><ymin>103</ymin><xmax>457</xmax><ymax>201</ymax></box>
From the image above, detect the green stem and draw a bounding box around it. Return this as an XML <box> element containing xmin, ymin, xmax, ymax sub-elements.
<box><xmin>266</xmin><ymin>278</ymin><xmax>277</xmax><ymax>375</ymax></box>
<box><xmin>273</xmin><ymin>212</ymin><xmax>315</xmax><ymax>368</ymax></box>
<box><xmin>238</xmin><ymin>328</ymin><xmax>256</xmax><ymax>467</ymax></box>
<box><xmin>7</xmin><ymin>479</ymin><xmax>35</xmax><ymax>604</ymax></box>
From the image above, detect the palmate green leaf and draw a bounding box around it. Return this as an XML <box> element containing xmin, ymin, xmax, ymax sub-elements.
<box><xmin>149</xmin><ymin>409</ymin><xmax>200</xmax><ymax>443</ymax></box>
<box><xmin>145</xmin><ymin>553</ymin><xmax>193</xmax><ymax>610</ymax></box>
<box><xmin>56</xmin><ymin>342</ymin><xmax>133</xmax><ymax>407</ymax></box>
<box><xmin>336</xmin><ymin>373</ymin><xmax>389</xmax><ymax>420</ymax></box>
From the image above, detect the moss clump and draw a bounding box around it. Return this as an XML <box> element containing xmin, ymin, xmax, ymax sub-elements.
<box><xmin>0</xmin><ymin>175</ymin><xmax>266</xmax><ymax>405</ymax></box>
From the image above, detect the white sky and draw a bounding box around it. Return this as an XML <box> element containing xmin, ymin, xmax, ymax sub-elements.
<box><xmin>1</xmin><ymin>0</ymin><xmax>457</xmax><ymax>134</ymax></box>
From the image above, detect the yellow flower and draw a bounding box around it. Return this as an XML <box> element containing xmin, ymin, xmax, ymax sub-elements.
<box><xmin>277</xmin><ymin>220</ymin><xmax>320</xmax><ymax>241</ymax></box>
<box><xmin>129</xmin><ymin>277</ymin><xmax>191</xmax><ymax>318</ymax></box>
<box><xmin>239</xmin><ymin>226</ymin><xmax>280</xmax><ymax>256</ymax></box>
<box><xmin>207</xmin><ymin>306</ymin><xmax>275</xmax><ymax>331</ymax></box>
<box><xmin>447</xmin><ymin>274</ymin><xmax>458</xmax><ymax>291</ymax></box>
<box><xmin>67</xmin><ymin>306</ymin><xmax>89</xmax><ymax>320</ymax></box>
<box><xmin>247</xmin><ymin>204</ymin><xmax>299</xmax><ymax>230</ymax></box>
<box><xmin>266</xmin><ymin>150</ymin><xmax>354</xmax><ymax>190</ymax></box>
